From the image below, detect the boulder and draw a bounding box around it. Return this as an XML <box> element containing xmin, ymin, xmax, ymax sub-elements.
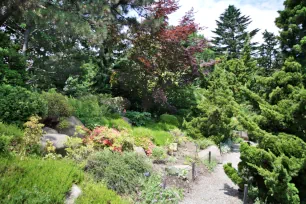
<box><xmin>169</xmin><ymin>143</ymin><xmax>178</xmax><ymax>152</ymax></box>
<box><xmin>43</xmin><ymin>127</ymin><xmax>58</xmax><ymax>134</ymax></box>
<box><xmin>166</xmin><ymin>165</ymin><xmax>192</xmax><ymax>176</ymax></box>
<box><xmin>198</xmin><ymin>145</ymin><xmax>222</xmax><ymax>162</ymax></box>
<box><xmin>41</xmin><ymin>134</ymin><xmax>68</xmax><ymax>155</ymax></box>
<box><xmin>56</xmin><ymin>116</ymin><xmax>85</xmax><ymax>138</ymax></box>
<box><xmin>134</xmin><ymin>146</ymin><xmax>146</xmax><ymax>156</ymax></box>
<box><xmin>65</xmin><ymin>184</ymin><xmax>82</xmax><ymax>204</ymax></box>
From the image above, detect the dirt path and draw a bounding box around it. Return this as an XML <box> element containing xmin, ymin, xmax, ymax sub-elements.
<box><xmin>180</xmin><ymin>151</ymin><xmax>242</xmax><ymax>204</ymax></box>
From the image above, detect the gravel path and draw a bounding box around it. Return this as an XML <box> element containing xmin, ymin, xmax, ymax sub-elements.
<box><xmin>181</xmin><ymin>151</ymin><xmax>242</xmax><ymax>204</ymax></box>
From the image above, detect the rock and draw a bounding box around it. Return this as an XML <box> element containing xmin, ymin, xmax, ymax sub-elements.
<box><xmin>134</xmin><ymin>146</ymin><xmax>146</xmax><ymax>156</ymax></box>
<box><xmin>166</xmin><ymin>165</ymin><xmax>192</xmax><ymax>176</ymax></box>
<box><xmin>56</xmin><ymin>116</ymin><xmax>85</xmax><ymax>138</ymax></box>
<box><xmin>169</xmin><ymin>143</ymin><xmax>178</xmax><ymax>152</ymax></box>
<box><xmin>41</xmin><ymin>134</ymin><xmax>68</xmax><ymax>155</ymax></box>
<box><xmin>198</xmin><ymin>145</ymin><xmax>222</xmax><ymax>162</ymax></box>
<box><xmin>65</xmin><ymin>184</ymin><xmax>82</xmax><ymax>204</ymax></box>
<box><xmin>43</xmin><ymin>127</ymin><xmax>58</xmax><ymax>134</ymax></box>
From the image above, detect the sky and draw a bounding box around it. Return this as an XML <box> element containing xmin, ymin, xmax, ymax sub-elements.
<box><xmin>168</xmin><ymin>0</ymin><xmax>284</xmax><ymax>43</ymax></box>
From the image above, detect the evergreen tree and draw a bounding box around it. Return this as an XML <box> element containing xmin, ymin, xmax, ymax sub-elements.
<box><xmin>212</xmin><ymin>5</ymin><xmax>259</xmax><ymax>59</ymax></box>
<box><xmin>276</xmin><ymin>0</ymin><xmax>306</xmax><ymax>66</ymax></box>
<box><xmin>258</xmin><ymin>30</ymin><xmax>283</xmax><ymax>75</ymax></box>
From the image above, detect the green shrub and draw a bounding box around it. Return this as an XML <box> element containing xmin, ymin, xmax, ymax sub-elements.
<box><xmin>160</xmin><ymin>114</ymin><xmax>180</xmax><ymax>127</ymax></box>
<box><xmin>109</xmin><ymin>118</ymin><xmax>132</xmax><ymax>131</ymax></box>
<box><xmin>152</xmin><ymin>146</ymin><xmax>166</xmax><ymax>160</ymax></box>
<box><xmin>0</xmin><ymin>123</ymin><xmax>24</xmax><ymax>155</ymax></box>
<box><xmin>76</xmin><ymin>179</ymin><xmax>126</xmax><ymax>204</ymax></box>
<box><xmin>137</xmin><ymin>175</ymin><xmax>183</xmax><ymax>203</ymax></box>
<box><xmin>69</xmin><ymin>95</ymin><xmax>110</xmax><ymax>128</ymax></box>
<box><xmin>196</xmin><ymin>138</ymin><xmax>215</xmax><ymax>150</ymax></box>
<box><xmin>125</xmin><ymin>111</ymin><xmax>152</xmax><ymax>126</ymax></box>
<box><xmin>151</xmin><ymin>130</ymin><xmax>174</xmax><ymax>146</ymax></box>
<box><xmin>146</xmin><ymin>122</ymin><xmax>177</xmax><ymax>131</ymax></box>
<box><xmin>0</xmin><ymin>85</ymin><xmax>47</xmax><ymax>124</ymax></box>
<box><xmin>0</xmin><ymin>157</ymin><xmax>83</xmax><ymax>203</ymax></box>
<box><xmin>86</xmin><ymin>150</ymin><xmax>151</xmax><ymax>194</ymax></box>
<box><xmin>42</xmin><ymin>89</ymin><xmax>73</xmax><ymax>118</ymax></box>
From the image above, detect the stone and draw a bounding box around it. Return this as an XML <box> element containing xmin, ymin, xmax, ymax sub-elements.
<box><xmin>166</xmin><ymin>165</ymin><xmax>192</xmax><ymax>176</ymax></box>
<box><xmin>169</xmin><ymin>143</ymin><xmax>178</xmax><ymax>152</ymax></box>
<box><xmin>198</xmin><ymin>145</ymin><xmax>222</xmax><ymax>162</ymax></box>
<box><xmin>56</xmin><ymin>116</ymin><xmax>85</xmax><ymax>138</ymax></box>
<box><xmin>65</xmin><ymin>184</ymin><xmax>82</xmax><ymax>204</ymax></box>
<box><xmin>134</xmin><ymin>146</ymin><xmax>146</xmax><ymax>156</ymax></box>
<box><xmin>41</xmin><ymin>134</ymin><xmax>68</xmax><ymax>155</ymax></box>
<box><xmin>43</xmin><ymin>127</ymin><xmax>58</xmax><ymax>134</ymax></box>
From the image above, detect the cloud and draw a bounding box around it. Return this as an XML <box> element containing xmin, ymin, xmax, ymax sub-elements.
<box><xmin>169</xmin><ymin>0</ymin><xmax>284</xmax><ymax>43</ymax></box>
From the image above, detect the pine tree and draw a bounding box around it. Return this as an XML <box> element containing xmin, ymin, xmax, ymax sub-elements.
<box><xmin>212</xmin><ymin>5</ymin><xmax>259</xmax><ymax>59</ymax></box>
<box><xmin>258</xmin><ymin>30</ymin><xmax>283</xmax><ymax>75</ymax></box>
<box><xmin>276</xmin><ymin>0</ymin><xmax>306</xmax><ymax>66</ymax></box>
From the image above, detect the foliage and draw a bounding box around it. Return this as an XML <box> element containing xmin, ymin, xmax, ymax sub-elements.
<box><xmin>125</xmin><ymin>111</ymin><xmax>152</xmax><ymax>126</ymax></box>
<box><xmin>212</xmin><ymin>5</ymin><xmax>259</xmax><ymax>59</ymax></box>
<box><xmin>0</xmin><ymin>122</ymin><xmax>24</xmax><ymax>155</ymax></box>
<box><xmin>86</xmin><ymin>150</ymin><xmax>151</xmax><ymax>194</ymax></box>
<box><xmin>83</xmin><ymin>126</ymin><xmax>133</xmax><ymax>153</ymax></box>
<box><xmin>0</xmin><ymin>85</ymin><xmax>47</xmax><ymax>124</ymax></box>
<box><xmin>65</xmin><ymin>137</ymin><xmax>94</xmax><ymax>166</ymax></box>
<box><xmin>21</xmin><ymin>116</ymin><xmax>44</xmax><ymax>156</ymax></box>
<box><xmin>109</xmin><ymin>118</ymin><xmax>132</xmax><ymax>131</ymax></box>
<box><xmin>203</xmin><ymin>158</ymin><xmax>218</xmax><ymax>172</ymax></box>
<box><xmin>137</xmin><ymin>175</ymin><xmax>183</xmax><ymax>204</ymax></box>
<box><xmin>42</xmin><ymin>89</ymin><xmax>73</xmax><ymax>119</ymax></box>
<box><xmin>69</xmin><ymin>95</ymin><xmax>110</xmax><ymax>128</ymax></box>
<box><xmin>160</xmin><ymin>114</ymin><xmax>180</xmax><ymax>127</ymax></box>
<box><xmin>196</xmin><ymin>138</ymin><xmax>215</xmax><ymax>150</ymax></box>
<box><xmin>169</xmin><ymin>129</ymin><xmax>188</xmax><ymax>145</ymax></box>
<box><xmin>152</xmin><ymin>146</ymin><xmax>167</xmax><ymax>160</ymax></box>
<box><xmin>151</xmin><ymin>131</ymin><xmax>174</xmax><ymax>146</ymax></box>
<box><xmin>0</xmin><ymin>157</ymin><xmax>83</xmax><ymax>204</ymax></box>
<box><xmin>76</xmin><ymin>177</ymin><xmax>126</xmax><ymax>204</ymax></box>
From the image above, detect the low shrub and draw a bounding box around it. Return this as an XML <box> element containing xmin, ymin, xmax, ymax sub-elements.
<box><xmin>42</xmin><ymin>89</ymin><xmax>73</xmax><ymax>118</ymax></box>
<box><xmin>151</xmin><ymin>130</ymin><xmax>174</xmax><ymax>146</ymax></box>
<box><xmin>132</xmin><ymin>127</ymin><xmax>155</xmax><ymax>154</ymax></box>
<box><xmin>146</xmin><ymin>122</ymin><xmax>177</xmax><ymax>131</ymax></box>
<box><xmin>0</xmin><ymin>85</ymin><xmax>47</xmax><ymax>124</ymax></box>
<box><xmin>160</xmin><ymin>114</ymin><xmax>180</xmax><ymax>127</ymax></box>
<box><xmin>65</xmin><ymin>137</ymin><xmax>94</xmax><ymax>166</ymax></box>
<box><xmin>69</xmin><ymin>95</ymin><xmax>110</xmax><ymax>128</ymax></box>
<box><xmin>109</xmin><ymin>118</ymin><xmax>132</xmax><ymax>131</ymax></box>
<box><xmin>196</xmin><ymin>138</ymin><xmax>215</xmax><ymax>150</ymax></box>
<box><xmin>125</xmin><ymin>111</ymin><xmax>152</xmax><ymax>126</ymax></box>
<box><xmin>137</xmin><ymin>175</ymin><xmax>183</xmax><ymax>203</ymax></box>
<box><xmin>76</xmin><ymin>179</ymin><xmax>126</xmax><ymax>204</ymax></box>
<box><xmin>152</xmin><ymin>146</ymin><xmax>167</xmax><ymax>160</ymax></box>
<box><xmin>0</xmin><ymin>123</ymin><xmax>24</xmax><ymax>155</ymax></box>
<box><xmin>0</xmin><ymin>157</ymin><xmax>83</xmax><ymax>203</ymax></box>
<box><xmin>86</xmin><ymin>150</ymin><xmax>151</xmax><ymax>194</ymax></box>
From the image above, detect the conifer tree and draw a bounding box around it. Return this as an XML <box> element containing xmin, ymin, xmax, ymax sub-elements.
<box><xmin>212</xmin><ymin>5</ymin><xmax>259</xmax><ymax>59</ymax></box>
<box><xmin>258</xmin><ymin>30</ymin><xmax>283</xmax><ymax>75</ymax></box>
<box><xmin>276</xmin><ymin>0</ymin><xmax>306</xmax><ymax>66</ymax></box>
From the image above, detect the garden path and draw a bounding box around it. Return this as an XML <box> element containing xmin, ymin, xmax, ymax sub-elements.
<box><xmin>181</xmin><ymin>148</ymin><xmax>242</xmax><ymax>204</ymax></box>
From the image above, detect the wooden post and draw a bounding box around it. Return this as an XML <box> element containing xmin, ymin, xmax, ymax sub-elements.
<box><xmin>192</xmin><ymin>162</ymin><xmax>196</xmax><ymax>181</ymax></box>
<box><xmin>162</xmin><ymin>173</ymin><xmax>166</xmax><ymax>189</ymax></box>
<box><xmin>209</xmin><ymin>151</ymin><xmax>211</xmax><ymax>164</ymax></box>
<box><xmin>243</xmin><ymin>184</ymin><xmax>248</xmax><ymax>204</ymax></box>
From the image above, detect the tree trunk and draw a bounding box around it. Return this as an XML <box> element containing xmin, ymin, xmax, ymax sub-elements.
<box><xmin>22</xmin><ymin>28</ymin><xmax>31</xmax><ymax>54</ymax></box>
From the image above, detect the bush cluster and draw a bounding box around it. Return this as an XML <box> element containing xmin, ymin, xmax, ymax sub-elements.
<box><xmin>125</xmin><ymin>111</ymin><xmax>152</xmax><ymax>126</ymax></box>
<box><xmin>0</xmin><ymin>85</ymin><xmax>47</xmax><ymax>124</ymax></box>
<box><xmin>160</xmin><ymin>114</ymin><xmax>180</xmax><ymax>127</ymax></box>
<box><xmin>0</xmin><ymin>122</ymin><xmax>23</xmax><ymax>156</ymax></box>
<box><xmin>86</xmin><ymin>150</ymin><xmax>151</xmax><ymax>194</ymax></box>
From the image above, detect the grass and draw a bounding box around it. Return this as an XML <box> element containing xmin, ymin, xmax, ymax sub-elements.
<box><xmin>203</xmin><ymin>158</ymin><xmax>218</xmax><ymax>172</ymax></box>
<box><xmin>132</xmin><ymin>126</ymin><xmax>174</xmax><ymax>146</ymax></box>
<box><xmin>0</xmin><ymin>157</ymin><xmax>83</xmax><ymax>203</ymax></box>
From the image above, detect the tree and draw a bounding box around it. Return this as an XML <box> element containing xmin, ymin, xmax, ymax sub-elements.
<box><xmin>212</xmin><ymin>5</ymin><xmax>259</xmax><ymax>59</ymax></box>
<box><xmin>276</xmin><ymin>0</ymin><xmax>306</xmax><ymax>66</ymax></box>
<box><xmin>258</xmin><ymin>30</ymin><xmax>283</xmax><ymax>75</ymax></box>
<box><xmin>113</xmin><ymin>0</ymin><xmax>210</xmax><ymax>111</ymax></box>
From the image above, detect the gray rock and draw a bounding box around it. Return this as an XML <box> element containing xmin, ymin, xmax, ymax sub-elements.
<box><xmin>169</xmin><ymin>143</ymin><xmax>178</xmax><ymax>152</ymax></box>
<box><xmin>65</xmin><ymin>184</ymin><xmax>82</xmax><ymax>204</ymax></box>
<box><xmin>41</xmin><ymin>134</ymin><xmax>68</xmax><ymax>155</ymax></box>
<box><xmin>43</xmin><ymin>127</ymin><xmax>58</xmax><ymax>134</ymax></box>
<box><xmin>198</xmin><ymin>145</ymin><xmax>222</xmax><ymax>162</ymax></box>
<box><xmin>166</xmin><ymin>165</ymin><xmax>192</xmax><ymax>176</ymax></box>
<box><xmin>56</xmin><ymin>116</ymin><xmax>85</xmax><ymax>138</ymax></box>
<box><xmin>134</xmin><ymin>146</ymin><xmax>146</xmax><ymax>156</ymax></box>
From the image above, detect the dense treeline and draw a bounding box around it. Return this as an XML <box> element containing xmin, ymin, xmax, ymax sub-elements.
<box><xmin>1</xmin><ymin>0</ymin><xmax>306</xmax><ymax>203</ymax></box>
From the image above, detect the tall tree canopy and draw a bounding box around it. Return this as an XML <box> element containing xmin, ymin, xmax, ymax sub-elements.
<box><xmin>276</xmin><ymin>0</ymin><xmax>306</xmax><ymax>67</ymax></box>
<box><xmin>212</xmin><ymin>5</ymin><xmax>259</xmax><ymax>59</ymax></box>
